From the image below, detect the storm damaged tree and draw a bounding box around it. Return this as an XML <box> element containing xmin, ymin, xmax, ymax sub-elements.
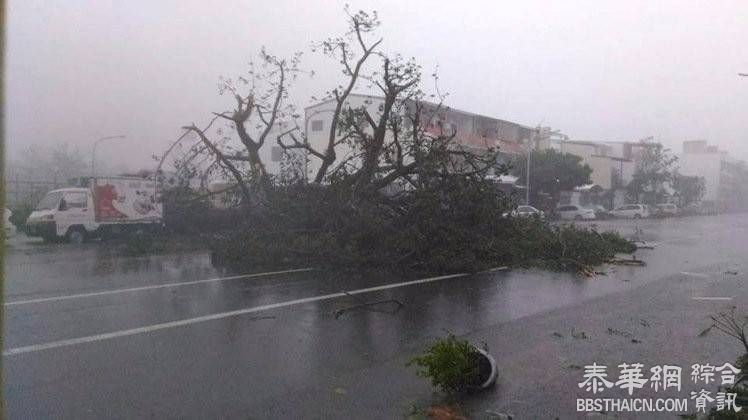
<box><xmin>171</xmin><ymin>7</ymin><xmax>634</xmax><ymax>274</ymax></box>
<box><xmin>276</xmin><ymin>7</ymin><xmax>383</xmax><ymax>184</ymax></box>
<box><xmin>179</xmin><ymin>49</ymin><xmax>301</xmax><ymax>203</ymax></box>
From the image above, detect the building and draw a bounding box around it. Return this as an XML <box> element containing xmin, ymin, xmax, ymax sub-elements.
<box><xmin>678</xmin><ymin>140</ymin><xmax>748</xmax><ymax>211</ymax></box>
<box><xmin>548</xmin><ymin>139</ymin><xmax>635</xmax><ymax>208</ymax></box>
<box><xmin>289</xmin><ymin>94</ymin><xmax>535</xmax><ymax>182</ymax></box>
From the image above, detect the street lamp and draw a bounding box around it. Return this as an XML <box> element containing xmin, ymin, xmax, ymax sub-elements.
<box><xmin>91</xmin><ymin>135</ymin><xmax>126</xmax><ymax>178</ymax></box>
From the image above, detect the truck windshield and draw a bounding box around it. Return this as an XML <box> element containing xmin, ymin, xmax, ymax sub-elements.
<box><xmin>35</xmin><ymin>191</ymin><xmax>63</xmax><ymax>210</ymax></box>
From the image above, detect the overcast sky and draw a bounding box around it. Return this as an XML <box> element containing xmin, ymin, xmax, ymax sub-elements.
<box><xmin>6</xmin><ymin>0</ymin><xmax>748</xmax><ymax>170</ymax></box>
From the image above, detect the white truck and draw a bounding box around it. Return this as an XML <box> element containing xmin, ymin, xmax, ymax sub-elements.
<box><xmin>26</xmin><ymin>176</ymin><xmax>163</xmax><ymax>243</ymax></box>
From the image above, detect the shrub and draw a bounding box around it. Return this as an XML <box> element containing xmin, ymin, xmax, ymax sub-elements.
<box><xmin>8</xmin><ymin>202</ymin><xmax>34</xmax><ymax>234</ymax></box>
<box><xmin>407</xmin><ymin>334</ymin><xmax>489</xmax><ymax>394</ymax></box>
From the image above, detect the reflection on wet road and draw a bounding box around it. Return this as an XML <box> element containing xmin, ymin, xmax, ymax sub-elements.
<box><xmin>4</xmin><ymin>214</ymin><xmax>748</xmax><ymax>418</ymax></box>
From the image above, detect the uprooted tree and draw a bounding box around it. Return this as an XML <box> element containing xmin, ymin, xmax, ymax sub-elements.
<box><xmin>168</xmin><ymin>8</ymin><xmax>635</xmax><ymax>274</ymax></box>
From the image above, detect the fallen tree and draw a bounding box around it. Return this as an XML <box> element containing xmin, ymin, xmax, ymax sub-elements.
<box><xmin>169</xmin><ymin>8</ymin><xmax>635</xmax><ymax>275</ymax></box>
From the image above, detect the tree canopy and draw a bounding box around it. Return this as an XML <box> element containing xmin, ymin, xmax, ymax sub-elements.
<box><xmin>511</xmin><ymin>149</ymin><xmax>592</xmax><ymax>204</ymax></box>
<box><xmin>627</xmin><ymin>143</ymin><xmax>677</xmax><ymax>205</ymax></box>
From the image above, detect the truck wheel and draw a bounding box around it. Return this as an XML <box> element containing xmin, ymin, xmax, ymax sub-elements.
<box><xmin>67</xmin><ymin>228</ymin><xmax>86</xmax><ymax>244</ymax></box>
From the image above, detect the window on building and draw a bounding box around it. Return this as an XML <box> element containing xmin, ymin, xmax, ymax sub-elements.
<box><xmin>311</xmin><ymin>120</ymin><xmax>324</xmax><ymax>132</ymax></box>
<box><xmin>271</xmin><ymin>146</ymin><xmax>284</xmax><ymax>162</ymax></box>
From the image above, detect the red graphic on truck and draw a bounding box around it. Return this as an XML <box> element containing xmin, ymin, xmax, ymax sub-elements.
<box><xmin>94</xmin><ymin>184</ymin><xmax>128</xmax><ymax>221</ymax></box>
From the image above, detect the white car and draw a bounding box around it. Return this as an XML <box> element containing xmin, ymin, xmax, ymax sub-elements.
<box><xmin>555</xmin><ymin>205</ymin><xmax>596</xmax><ymax>221</ymax></box>
<box><xmin>610</xmin><ymin>204</ymin><xmax>650</xmax><ymax>219</ymax></box>
<box><xmin>504</xmin><ymin>205</ymin><xmax>545</xmax><ymax>218</ymax></box>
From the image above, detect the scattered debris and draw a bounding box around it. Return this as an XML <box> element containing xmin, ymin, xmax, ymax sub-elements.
<box><xmin>606</xmin><ymin>328</ymin><xmax>633</xmax><ymax>338</ymax></box>
<box><xmin>485</xmin><ymin>411</ymin><xmax>513</xmax><ymax>420</ymax></box>
<box><xmin>594</xmin><ymin>271</ymin><xmax>607</xmax><ymax>276</ymax></box>
<box><xmin>639</xmin><ymin>319</ymin><xmax>651</xmax><ymax>328</ymax></box>
<box><xmin>248</xmin><ymin>316</ymin><xmax>276</xmax><ymax>322</ymax></box>
<box><xmin>552</xmin><ymin>332</ymin><xmax>564</xmax><ymax>338</ymax></box>
<box><xmin>334</xmin><ymin>387</ymin><xmax>347</xmax><ymax>395</ymax></box>
<box><xmin>631</xmin><ymin>339</ymin><xmax>642</xmax><ymax>344</ymax></box>
<box><xmin>567</xmin><ymin>364</ymin><xmax>583</xmax><ymax>370</ymax></box>
<box><xmin>426</xmin><ymin>405</ymin><xmax>466</xmax><ymax>420</ymax></box>
<box><xmin>698</xmin><ymin>325</ymin><xmax>713</xmax><ymax>337</ymax></box>
<box><xmin>333</xmin><ymin>291</ymin><xmax>404</xmax><ymax>319</ymax></box>
<box><xmin>725</xmin><ymin>270</ymin><xmax>739</xmax><ymax>275</ymax></box>
<box><xmin>609</xmin><ymin>258</ymin><xmax>646</xmax><ymax>267</ymax></box>
<box><xmin>634</xmin><ymin>241</ymin><xmax>656</xmax><ymax>249</ymax></box>
<box><xmin>571</xmin><ymin>328</ymin><xmax>589</xmax><ymax>340</ymax></box>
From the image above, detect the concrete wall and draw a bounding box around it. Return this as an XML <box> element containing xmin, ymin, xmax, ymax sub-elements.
<box><xmin>588</xmin><ymin>155</ymin><xmax>612</xmax><ymax>189</ymax></box>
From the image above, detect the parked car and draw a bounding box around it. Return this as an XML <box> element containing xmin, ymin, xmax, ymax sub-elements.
<box><xmin>610</xmin><ymin>204</ymin><xmax>650</xmax><ymax>219</ymax></box>
<box><xmin>654</xmin><ymin>203</ymin><xmax>679</xmax><ymax>217</ymax></box>
<box><xmin>555</xmin><ymin>205</ymin><xmax>596</xmax><ymax>221</ymax></box>
<box><xmin>504</xmin><ymin>205</ymin><xmax>544</xmax><ymax>219</ymax></box>
<box><xmin>590</xmin><ymin>205</ymin><xmax>612</xmax><ymax>220</ymax></box>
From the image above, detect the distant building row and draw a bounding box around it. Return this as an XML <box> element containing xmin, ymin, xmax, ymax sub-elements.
<box><xmin>260</xmin><ymin>94</ymin><xmax>748</xmax><ymax>210</ymax></box>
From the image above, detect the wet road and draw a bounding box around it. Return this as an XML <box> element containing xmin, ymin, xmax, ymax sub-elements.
<box><xmin>3</xmin><ymin>214</ymin><xmax>748</xmax><ymax>418</ymax></box>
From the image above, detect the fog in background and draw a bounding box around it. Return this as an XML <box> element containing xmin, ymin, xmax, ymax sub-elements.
<box><xmin>6</xmin><ymin>0</ymin><xmax>748</xmax><ymax>173</ymax></box>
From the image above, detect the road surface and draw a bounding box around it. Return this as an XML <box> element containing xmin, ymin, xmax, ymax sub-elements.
<box><xmin>4</xmin><ymin>214</ymin><xmax>748</xmax><ymax>418</ymax></box>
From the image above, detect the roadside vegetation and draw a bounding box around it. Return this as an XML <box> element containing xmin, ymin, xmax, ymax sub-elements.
<box><xmin>407</xmin><ymin>334</ymin><xmax>493</xmax><ymax>395</ymax></box>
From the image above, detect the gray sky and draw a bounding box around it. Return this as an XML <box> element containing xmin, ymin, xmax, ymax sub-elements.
<box><xmin>6</xmin><ymin>0</ymin><xmax>748</xmax><ymax>171</ymax></box>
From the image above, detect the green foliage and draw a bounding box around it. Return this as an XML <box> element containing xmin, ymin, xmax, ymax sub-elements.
<box><xmin>511</xmin><ymin>149</ymin><xmax>592</xmax><ymax>204</ymax></box>
<box><xmin>627</xmin><ymin>143</ymin><xmax>678</xmax><ymax>205</ymax></box>
<box><xmin>407</xmin><ymin>334</ymin><xmax>483</xmax><ymax>394</ymax></box>
<box><xmin>211</xmin><ymin>178</ymin><xmax>635</xmax><ymax>274</ymax></box>
<box><xmin>8</xmin><ymin>202</ymin><xmax>34</xmax><ymax>234</ymax></box>
<box><xmin>500</xmin><ymin>219</ymin><xmax>636</xmax><ymax>271</ymax></box>
<box><xmin>672</xmin><ymin>173</ymin><xmax>706</xmax><ymax>208</ymax></box>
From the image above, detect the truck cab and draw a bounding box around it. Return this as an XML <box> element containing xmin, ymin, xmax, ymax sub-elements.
<box><xmin>26</xmin><ymin>188</ymin><xmax>97</xmax><ymax>243</ymax></box>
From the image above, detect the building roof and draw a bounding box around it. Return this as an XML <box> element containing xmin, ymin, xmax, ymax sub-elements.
<box><xmin>304</xmin><ymin>93</ymin><xmax>534</xmax><ymax>131</ymax></box>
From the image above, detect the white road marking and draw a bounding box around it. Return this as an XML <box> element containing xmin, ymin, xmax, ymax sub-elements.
<box><xmin>692</xmin><ymin>297</ymin><xmax>733</xmax><ymax>301</ymax></box>
<box><xmin>3</xmin><ymin>272</ymin><xmax>469</xmax><ymax>356</ymax></box>
<box><xmin>680</xmin><ymin>271</ymin><xmax>710</xmax><ymax>278</ymax></box>
<box><xmin>660</xmin><ymin>234</ymin><xmax>703</xmax><ymax>244</ymax></box>
<box><xmin>4</xmin><ymin>268</ymin><xmax>316</xmax><ymax>307</ymax></box>
<box><xmin>480</xmin><ymin>266</ymin><xmax>509</xmax><ymax>273</ymax></box>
